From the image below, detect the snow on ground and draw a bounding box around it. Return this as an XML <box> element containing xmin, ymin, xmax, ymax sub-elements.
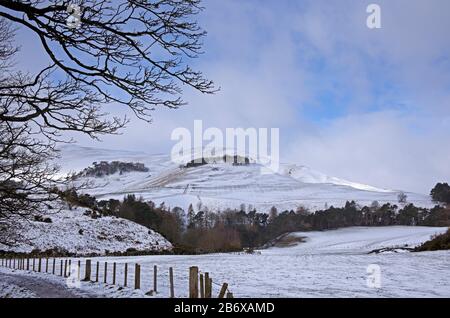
<box><xmin>59</xmin><ymin>145</ymin><xmax>434</xmax><ymax>213</ymax></box>
<box><xmin>0</xmin><ymin>279</ymin><xmax>36</xmax><ymax>298</ymax></box>
<box><xmin>281</xmin><ymin>226</ymin><xmax>448</xmax><ymax>255</ymax></box>
<box><xmin>3</xmin><ymin>226</ymin><xmax>445</xmax><ymax>298</ymax></box>
<box><xmin>0</xmin><ymin>267</ymin><xmax>149</xmax><ymax>298</ymax></box>
<box><xmin>0</xmin><ymin>206</ymin><xmax>172</xmax><ymax>255</ymax></box>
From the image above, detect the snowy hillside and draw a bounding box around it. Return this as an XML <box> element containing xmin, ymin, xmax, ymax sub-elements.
<box><xmin>0</xmin><ymin>207</ymin><xmax>172</xmax><ymax>255</ymax></box>
<box><xmin>58</xmin><ymin>145</ymin><xmax>434</xmax><ymax>212</ymax></box>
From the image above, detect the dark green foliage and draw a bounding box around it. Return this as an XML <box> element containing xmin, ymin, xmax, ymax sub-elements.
<box><xmin>75</xmin><ymin>161</ymin><xmax>149</xmax><ymax>178</ymax></box>
<box><xmin>430</xmin><ymin>182</ymin><xmax>450</xmax><ymax>204</ymax></box>
<box><xmin>421</xmin><ymin>206</ymin><xmax>450</xmax><ymax>226</ymax></box>
<box><xmin>117</xmin><ymin>195</ymin><xmax>162</xmax><ymax>231</ymax></box>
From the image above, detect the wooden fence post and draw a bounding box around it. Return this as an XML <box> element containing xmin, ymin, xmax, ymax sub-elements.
<box><xmin>189</xmin><ymin>266</ymin><xmax>199</xmax><ymax>298</ymax></box>
<box><xmin>52</xmin><ymin>259</ymin><xmax>55</xmax><ymax>274</ymax></box>
<box><xmin>205</xmin><ymin>273</ymin><xmax>211</xmax><ymax>298</ymax></box>
<box><xmin>68</xmin><ymin>260</ymin><xmax>72</xmax><ymax>277</ymax></box>
<box><xmin>33</xmin><ymin>258</ymin><xmax>36</xmax><ymax>271</ymax></box>
<box><xmin>169</xmin><ymin>267</ymin><xmax>174</xmax><ymax>298</ymax></box>
<box><xmin>95</xmin><ymin>262</ymin><xmax>99</xmax><ymax>282</ymax></box>
<box><xmin>200</xmin><ymin>274</ymin><xmax>205</xmax><ymax>298</ymax></box>
<box><xmin>38</xmin><ymin>258</ymin><xmax>42</xmax><ymax>272</ymax></box>
<box><xmin>153</xmin><ymin>265</ymin><xmax>157</xmax><ymax>293</ymax></box>
<box><xmin>124</xmin><ymin>263</ymin><xmax>128</xmax><ymax>287</ymax></box>
<box><xmin>84</xmin><ymin>259</ymin><xmax>91</xmax><ymax>281</ymax></box>
<box><xmin>60</xmin><ymin>260</ymin><xmax>63</xmax><ymax>276</ymax></box>
<box><xmin>26</xmin><ymin>258</ymin><xmax>30</xmax><ymax>271</ymax></box>
<box><xmin>218</xmin><ymin>283</ymin><xmax>228</xmax><ymax>298</ymax></box>
<box><xmin>104</xmin><ymin>262</ymin><xmax>108</xmax><ymax>284</ymax></box>
<box><xmin>134</xmin><ymin>264</ymin><xmax>140</xmax><ymax>289</ymax></box>
<box><xmin>64</xmin><ymin>260</ymin><xmax>68</xmax><ymax>277</ymax></box>
<box><xmin>78</xmin><ymin>260</ymin><xmax>81</xmax><ymax>280</ymax></box>
<box><xmin>112</xmin><ymin>262</ymin><xmax>116</xmax><ymax>285</ymax></box>
<box><xmin>45</xmin><ymin>258</ymin><xmax>49</xmax><ymax>273</ymax></box>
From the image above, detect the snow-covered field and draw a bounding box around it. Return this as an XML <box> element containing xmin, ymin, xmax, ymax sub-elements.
<box><xmin>59</xmin><ymin>145</ymin><xmax>434</xmax><ymax>213</ymax></box>
<box><xmin>2</xmin><ymin>226</ymin><xmax>447</xmax><ymax>298</ymax></box>
<box><xmin>0</xmin><ymin>207</ymin><xmax>172</xmax><ymax>255</ymax></box>
<box><xmin>0</xmin><ymin>267</ymin><xmax>149</xmax><ymax>298</ymax></box>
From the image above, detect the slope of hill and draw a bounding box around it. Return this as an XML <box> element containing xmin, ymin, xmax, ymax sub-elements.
<box><xmin>0</xmin><ymin>206</ymin><xmax>172</xmax><ymax>255</ymax></box>
<box><xmin>58</xmin><ymin>145</ymin><xmax>434</xmax><ymax>212</ymax></box>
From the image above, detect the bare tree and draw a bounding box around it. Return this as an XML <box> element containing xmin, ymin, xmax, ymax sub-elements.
<box><xmin>398</xmin><ymin>192</ymin><xmax>407</xmax><ymax>204</ymax></box>
<box><xmin>0</xmin><ymin>0</ymin><xmax>215</xmax><ymax>136</ymax></box>
<box><xmin>0</xmin><ymin>1</ymin><xmax>215</xmax><ymax>244</ymax></box>
<box><xmin>0</xmin><ymin>121</ymin><xmax>61</xmax><ymax>245</ymax></box>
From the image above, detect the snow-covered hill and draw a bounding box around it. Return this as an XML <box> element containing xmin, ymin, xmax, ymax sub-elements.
<box><xmin>58</xmin><ymin>145</ymin><xmax>434</xmax><ymax>212</ymax></box>
<box><xmin>0</xmin><ymin>207</ymin><xmax>172</xmax><ymax>255</ymax></box>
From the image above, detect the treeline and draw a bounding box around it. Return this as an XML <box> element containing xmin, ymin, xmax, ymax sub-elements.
<box><xmin>430</xmin><ymin>182</ymin><xmax>450</xmax><ymax>204</ymax></box>
<box><xmin>60</xmin><ymin>184</ymin><xmax>450</xmax><ymax>254</ymax></box>
<box><xmin>73</xmin><ymin>161</ymin><xmax>149</xmax><ymax>178</ymax></box>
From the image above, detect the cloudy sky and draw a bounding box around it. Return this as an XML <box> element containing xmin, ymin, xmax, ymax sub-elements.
<box><xmin>13</xmin><ymin>0</ymin><xmax>450</xmax><ymax>193</ymax></box>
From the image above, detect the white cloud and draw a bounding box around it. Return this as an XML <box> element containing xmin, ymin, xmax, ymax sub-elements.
<box><xmin>287</xmin><ymin>111</ymin><xmax>450</xmax><ymax>193</ymax></box>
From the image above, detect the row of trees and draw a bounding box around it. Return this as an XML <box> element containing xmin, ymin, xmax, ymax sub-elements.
<box><xmin>62</xmin><ymin>188</ymin><xmax>450</xmax><ymax>254</ymax></box>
